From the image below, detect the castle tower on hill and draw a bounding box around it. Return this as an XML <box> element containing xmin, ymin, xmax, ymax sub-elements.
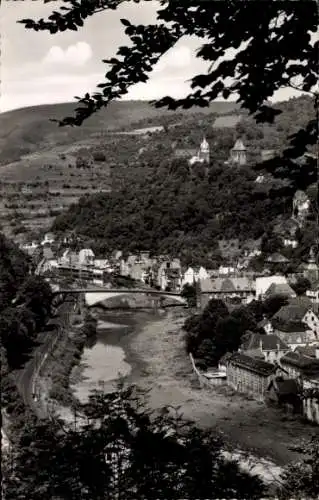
<box><xmin>199</xmin><ymin>136</ymin><xmax>210</xmax><ymax>163</ymax></box>
<box><xmin>189</xmin><ymin>136</ymin><xmax>210</xmax><ymax>166</ymax></box>
<box><xmin>230</xmin><ymin>138</ymin><xmax>247</xmax><ymax>165</ymax></box>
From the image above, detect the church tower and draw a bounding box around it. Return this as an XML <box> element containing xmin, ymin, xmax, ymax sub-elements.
<box><xmin>230</xmin><ymin>139</ymin><xmax>247</xmax><ymax>165</ymax></box>
<box><xmin>199</xmin><ymin>136</ymin><xmax>210</xmax><ymax>163</ymax></box>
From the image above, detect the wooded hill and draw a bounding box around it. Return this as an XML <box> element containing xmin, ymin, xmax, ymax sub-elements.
<box><xmin>0</xmin><ymin>100</ymin><xmax>238</xmax><ymax>165</ymax></box>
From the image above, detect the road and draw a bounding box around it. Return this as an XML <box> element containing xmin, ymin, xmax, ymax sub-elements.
<box><xmin>15</xmin><ymin>299</ymin><xmax>75</xmax><ymax>418</ymax></box>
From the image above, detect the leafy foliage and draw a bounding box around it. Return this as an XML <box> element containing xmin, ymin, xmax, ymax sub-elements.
<box><xmin>19</xmin><ymin>0</ymin><xmax>318</xmax><ymax>169</ymax></box>
<box><xmin>52</xmin><ymin>156</ymin><xmax>301</xmax><ymax>265</ymax></box>
<box><xmin>0</xmin><ymin>234</ymin><xmax>53</xmax><ymax>370</ymax></box>
<box><xmin>3</xmin><ymin>385</ymin><xmax>265</xmax><ymax>500</ymax></box>
<box><xmin>278</xmin><ymin>435</ymin><xmax>319</xmax><ymax>499</ymax></box>
<box><xmin>181</xmin><ymin>283</ymin><xmax>197</xmax><ymax>307</ymax></box>
<box><xmin>184</xmin><ymin>295</ymin><xmax>286</xmax><ymax>366</ymax></box>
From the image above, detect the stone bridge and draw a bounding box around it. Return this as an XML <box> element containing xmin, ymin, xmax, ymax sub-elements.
<box><xmin>51</xmin><ymin>287</ymin><xmax>187</xmax><ymax>308</ymax></box>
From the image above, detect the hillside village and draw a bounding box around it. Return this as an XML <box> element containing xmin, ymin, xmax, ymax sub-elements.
<box><xmin>21</xmin><ymin>194</ymin><xmax>319</xmax><ymax>427</ymax></box>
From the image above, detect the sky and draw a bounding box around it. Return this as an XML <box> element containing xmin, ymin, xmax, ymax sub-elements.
<box><xmin>0</xmin><ymin>0</ymin><xmax>315</xmax><ymax>113</ymax></box>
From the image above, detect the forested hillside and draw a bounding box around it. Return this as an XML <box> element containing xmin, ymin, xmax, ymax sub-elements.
<box><xmin>51</xmin><ymin>95</ymin><xmax>317</xmax><ymax>265</ymax></box>
<box><xmin>0</xmin><ymin>100</ymin><xmax>238</xmax><ymax>165</ymax></box>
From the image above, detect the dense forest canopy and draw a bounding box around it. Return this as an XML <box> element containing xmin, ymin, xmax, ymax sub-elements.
<box><xmin>52</xmin><ymin>94</ymin><xmax>317</xmax><ymax>265</ymax></box>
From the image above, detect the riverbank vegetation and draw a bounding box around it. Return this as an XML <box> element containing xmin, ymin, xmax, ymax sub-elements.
<box><xmin>0</xmin><ymin>233</ymin><xmax>53</xmax><ymax>441</ymax></box>
<box><xmin>49</xmin><ymin>312</ymin><xmax>97</xmax><ymax>406</ymax></box>
<box><xmin>184</xmin><ymin>295</ymin><xmax>289</xmax><ymax>367</ymax></box>
<box><xmin>3</xmin><ymin>381</ymin><xmax>319</xmax><ymax>500</ymax></box>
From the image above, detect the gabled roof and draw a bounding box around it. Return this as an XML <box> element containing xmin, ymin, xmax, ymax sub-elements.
<box><xmin>228</xmin><ymin>352</ymin><xmax>275</xmax><ymax>376</ymax></box>
<box><xmin>280</xmin><ymin>351</ymin><xmax>319</xmax><ymax>372</ymax></box>
<box><xmin>294</xmin><ymin>345</ymin><xmax>319</xmax><ymax>358</ymax></box>
<box><xmin>43</xmin><ymin>247</ymin><xmax>54</xmax><ymax>260</ymax></box>
<box><xmin>266</xmin><ymin>253</ymin><xmax>290</xmax><ymax>263</ymax></box>
<box><xmin>232</xmin><ymin>139</ymin><xmax>246</xmax><ymax>151</ymax></box>
<box><xmin>242</xmin><ymin>333</ymin><xmax>289</xmax><ymax>351</ymax></box>
<box><xmin>174</xmin><ymin>148</ymin><xmax>197</xmax><ymax>158</ymax></box>
<box><xmin>264</xmin><ymin>282</ymin><xmax>295</xmax><ymax>298</ymax></box>
<box><xmin>200</xmin><ymin>277</ymin><xmax>255</xmax><ymax>293</ymax></box>
<box><xmin>274</xmin><ymin>321</ymin><xmax>307</xmax><ymax>333</ymax></box>
<box><xmin>272</xmin><ymin>304</ymin><xmax>309</xmax><ymax>323</ymax></box>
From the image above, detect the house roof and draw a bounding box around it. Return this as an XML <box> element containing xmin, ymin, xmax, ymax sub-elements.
<box><xmin>264</xmin><ymin>282</ymin><xmax>295</xmax><ymax>298</ymax></box>
<box><xmin>174</xmin><ymin>148</ymin><xmax>198</xmax><ymax>158</ymax></box>
<box><xmin>232</xmin><ymin>139</ymin><xmax>246</xmax><ymax>151</ymax></box>
<box><xmin>272</xmin><ymin>378</ymin><xmax>300</xmax><ymax>396</ymax></box>
<box><xmin>266</xmin><ymin>253</ymin><xmax>290</xmax><ymax>263</ymax></box>
<box><xmin>228</xmin><ymin>352</ymin><xmax>276</xmax><ymax>376</ymax></box>
<box><xmin>280</xmin><ymin>351</ymin><xmax>319</xmax><ymax>372</ymax></box>
<box><xmin>200</xmin><ymin>277</ymin><xmax>255</xmax><ymax>293</ymax></box>
<box><xmin>257</xmin><ymin>318</ymin><xmax>271</xmax><ymax>328</ymax></box>
<box><xmin>241</xmin><ymin>333</ymin><xmax>289</xmax><ymax>351</ymax></box>
<box><xmin>43</xmin><ymin>247</ymin><xmax>54</xmax><ymax>260</ymax></box>
<box><xmin>272</xmin><ymin>304</ymin><xmax>309</xmax><ymax>323</ymax></box>
<box><xmin>294</xmin><ymin>345</ymin><xmax>319</xmax><ymax>358</ymax></box>
<box><xmin>274</xmin><ymin>321</ymin><xmax>307</xmax><ymax>333</ymax></box>
<box><xmin>275</xmin><ymin>330</ymin><xmax>316</xmax><ymax>347</ymax></box>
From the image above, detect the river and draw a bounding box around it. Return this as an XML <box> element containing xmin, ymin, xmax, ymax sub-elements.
<box><xmin>71</xmin><ymin>308</ymin><xmax>159</xmax><ymax>402</ymax></box>
<box><xmin>69</xmin><ymin>306</ymin><xmax>285</xmax><ymax>487</ymax></box>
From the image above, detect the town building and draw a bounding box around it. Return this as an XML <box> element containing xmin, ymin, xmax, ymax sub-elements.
<box><xmin>227</xmin><ymin>139</ymin><xmax>247</xmax><ymax>166</ymax></box>
<box><xmin>273</xmin><ymin>323</ymin><xmax>316</xmax><ymax>350</ymax></box>
<box><xmin>302</xmin><ymin>388</ymin><xmax>319</xmax><ymax>425</ymax></box>
<box><xmin>255</xmin><ymin>275</ymin><xmax>289</xmax><ymax>300</ymax></box>
<box><xmin>78</xmin><ymin>248</ymin><xmax>95</xmax><ymax>266</ymax></box>
<box><xmin>272</xmin><ymin>301</ymin><xmax>319</xmax><ymax>338</ymax></box>
<box><xmin>198</xmin><ymin>276</ymin><xmax>255</xmax><ymax>308</ymax></box>
<box><xmin>257</xmin><ymin>316</ymin><xmax>274</xmax><ymax>335</ymax></box>
<box><xmin>226</xmin><ymin>352</ymin><xmax>278</xmax><ymax>401</ymax></box>
<box><xmin>263</xmin><ymin>281</ymin><xmax>296</xmax><ymax>300</ymax></box>
<box><xmin>41</xmin><ymin>232</ymin><xmax>55</xmax><ymax>246</ymax></box>
<box><xmin>279</xmin><ymin>350</ymin><xmax>319</xmax><ymax>387</ymax></box>
<box><xmin>181</xmin><ymin>266</ymin><xmax>209</xmax><ymax>287</ymax></box>
<box><xmin>157</xmin><ymin>260</ymin><xmax>182</xmax><ymax>291</ymax></box>
<box><xmin>292</xmin><ymin>190</ymin><xmax>310</xmax><ymax>225</ymax></box>
<box><xmin>266</xmin><ymin>377</ymin><xmax>301</xmax><ymax>413</ymax></box>
<box><xmin>239</xmin><ymin>332</ymin><xmax>290</xmax><ymax>364</ymax></box>
<box><xmin>188</xmin><ymin>136</ymin><xmax>210</xmax><ymax>166</ymax></box>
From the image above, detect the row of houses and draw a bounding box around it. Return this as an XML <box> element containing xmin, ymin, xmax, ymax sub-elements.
<box><xmin>207</xmin><ymin>295</ymin><xmax>319</xmax><ymax>424</ymax></box>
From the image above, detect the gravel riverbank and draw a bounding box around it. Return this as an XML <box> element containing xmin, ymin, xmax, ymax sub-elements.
<box><xmin>126</xmin><ymin>309</ymin><xmax>316</xmax><ymax>468</ymax></box>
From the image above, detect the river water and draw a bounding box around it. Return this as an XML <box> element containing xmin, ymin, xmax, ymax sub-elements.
<box><xmin>71</xmin><ymin>308</ymin><xmax>157</xmax><ymax>402</ymax></box>
<box><xmin>69</xmin><ymin>306</ymin><xmax>284</xmax><ymax>486</ymax></box>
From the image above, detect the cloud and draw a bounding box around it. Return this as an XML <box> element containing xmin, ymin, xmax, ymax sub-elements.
<box><xmin>155</xmin><ymin>45</ymin><xmax>193</xmax><ymax>72</ymax></box>
<box><xmin>43</xmin><ymin>42</ymin><xmax>93</xmax><ymax>67</ymax></box>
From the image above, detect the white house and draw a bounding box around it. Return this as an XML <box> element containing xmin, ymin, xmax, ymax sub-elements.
<box><xmin>78</xmin><ymin>248</ymin><xmax>95</xmax><ymax>266</ymax></box>
<box><xmin>41</xmin><ymin>233</ymin><xmax>55</xmax><ymax>246</ymax></box>
<box><xmin>255</xmin><ymin>275</ymin><xmax>289</xmax><ymax>300</ymax></box>
<box><xmin>303</xmin><ymin>308</ymin><xmax>319</xmax><ymax>337</ymax></box>
<box><xmin>182</xmin><ymin>266</ymin><xmax>208</xmax><ymax>287</ymax></box>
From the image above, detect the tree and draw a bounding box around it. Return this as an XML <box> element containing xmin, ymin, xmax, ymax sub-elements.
<box><xmin>181</xmin><ymin>283</ymin><xmax>197</xmax><ymax>307</ymax></box>
<box><xmin>262</xmin><ymin>294</ymin><xmax>289</xmax><ymax>317</ymax></box>
<box><xmin>20</xmin><ymin>1</ymin><xmax>318</xmax><ymax>187</ymax></box>
<box><xmin>3</xmin><ymin>385</ymin><xmax>265</xmax><ymax>499</ymax></box>
<box><xmin>291</xmin><ymin>277</ymin><xmax>312</xmax><ymax>296</ymax></box>
<box><xmin>278</xmin><ymin>435</ymin><xmax>319</xmax><ymax>499</ymax></box>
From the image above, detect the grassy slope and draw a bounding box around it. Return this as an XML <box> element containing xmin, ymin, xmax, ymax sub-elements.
<box><xmin>0</xmin><ymin>100</ymin><xmax>239</xmax><ymax>165</ymax></box>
